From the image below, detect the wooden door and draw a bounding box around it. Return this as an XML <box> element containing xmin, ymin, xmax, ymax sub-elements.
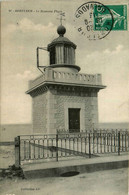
<box><xmin>68</xmin><ymin>108</ymin><xmax>80</xmax><ymax>133</ymax></box>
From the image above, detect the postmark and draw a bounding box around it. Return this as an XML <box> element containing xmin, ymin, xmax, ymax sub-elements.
<box><xmin>74</xmin><ymin>2</ymin><xmax>113</xmax><ymax>40</ymax></box>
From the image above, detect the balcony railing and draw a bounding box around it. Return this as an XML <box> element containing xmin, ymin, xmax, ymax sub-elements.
<box><xmin>15</xmin><ymin>130</ymin><xmax>129</xmax><ymax>167</ymax></box>
<box><xmin>29</xmin><ymin>68</ymin><xmax>103</xmax><ymax>90</ymax></box>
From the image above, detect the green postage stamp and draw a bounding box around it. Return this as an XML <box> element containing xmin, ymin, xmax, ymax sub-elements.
<box><xmin>94</xmin><ymin>5</ymin><xmax>127</xmax><ymax>31</ymax></box>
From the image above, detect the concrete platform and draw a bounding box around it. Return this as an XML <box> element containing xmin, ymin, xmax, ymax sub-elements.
<box><xmin>22</xmin><ymin>153</ymin><xmax>129</xmax><ymax>178</ymax></box>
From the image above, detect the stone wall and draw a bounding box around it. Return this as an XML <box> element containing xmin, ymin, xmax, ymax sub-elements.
<box><xmin>32</xmin><ymin>86</ymin><xmax>99</xmax><ymax>134</ymax></box>
<box><xmin>32</xmin><ymin>91</ymin><xmax>47</xmax><ymax>134</ymax></box>
<box><xmin>48</xmin><ymin>87</ymin><xmax>99</xmax><ymax>133</ymax></box>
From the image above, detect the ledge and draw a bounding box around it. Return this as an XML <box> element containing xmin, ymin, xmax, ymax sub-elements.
<box><xmin>27</xmin><ymin>69</ymin><xmax>106</xmax><ymax>94</ymax></box>
<box><xmin>26</xmin><ymin>81</ymin><xmax>106</xmax><ymax>94</ymax></box>
<box><xmin>45</xmin><ymin>64</ymin><xmax>81</xmax><ymax>71</ymax></box>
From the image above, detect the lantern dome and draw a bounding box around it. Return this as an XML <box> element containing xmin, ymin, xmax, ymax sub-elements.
<box><xmin>46</xmin><ymin>25</ymin><xmax>80</xmax><ymax>72</ymax></box>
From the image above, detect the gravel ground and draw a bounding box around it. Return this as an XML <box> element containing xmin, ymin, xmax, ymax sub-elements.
<box><xmin>0</xmin><ymin>168</ymin><xmax>128</xmax><ymax>195</ymax></box>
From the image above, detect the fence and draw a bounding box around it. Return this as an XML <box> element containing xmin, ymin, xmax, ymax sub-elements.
<box><xmin>15</xmin><ymin>130</ymin><xmax>129</xmax><ymax>167</ymax></box>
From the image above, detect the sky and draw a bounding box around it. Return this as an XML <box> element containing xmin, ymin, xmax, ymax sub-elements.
<box><xmin>1</xmin><ymin>0</ymin><xmax>129</xmax><ymax>124</ymax></box>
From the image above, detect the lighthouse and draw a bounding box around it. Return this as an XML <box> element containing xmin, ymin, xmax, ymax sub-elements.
<box><xmin>26</xmin><ymin>24</ymin><xmax>105</xmax><ymax>134</ymax></box>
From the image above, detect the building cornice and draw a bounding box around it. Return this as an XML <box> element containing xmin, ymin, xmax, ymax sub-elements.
<box><xmin>26</xmin><ymin>81</ymin><xmax>106</xmax><ymax>96</ymax></box>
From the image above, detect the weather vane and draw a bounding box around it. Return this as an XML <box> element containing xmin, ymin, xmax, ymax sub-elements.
<box><xmin>57</xmin><ymin>11</ymin><xmax>65</xmax><ymax>25</ymax></box>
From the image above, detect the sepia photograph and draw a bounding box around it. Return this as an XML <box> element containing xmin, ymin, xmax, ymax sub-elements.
<box><xmin>0</xmin><ymin>0</ymin><xmax>129</xmax><ymax>194</ymax></box>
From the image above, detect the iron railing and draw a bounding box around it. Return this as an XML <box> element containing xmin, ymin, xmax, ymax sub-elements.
<box><xmin>15</xmin><ymin>130</ymin><xmax>129</xmax><ymax>167</ymax></box>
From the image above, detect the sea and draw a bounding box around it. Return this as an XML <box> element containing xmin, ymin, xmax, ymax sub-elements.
<box><xmin>0</xmin><ymin>122</ymin><xmax>129</xmax><ymax>142</ymax></box>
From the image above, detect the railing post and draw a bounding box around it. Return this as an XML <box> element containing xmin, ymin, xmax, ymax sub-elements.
<box><xmin>118</xmin><ymin>132</ymin><xmax>120</xmax><ymax>156</ymax></box>
<box><xmin>100</xmin><ymin>130</ymin><xmax>102</xmax><ymax>153</ymax></box>
<box><xmin>56</xmin><ymin>134</ymin><xmax>58</xmax><ymax>161</ymax></box>
<box><xmin>125</xmin><ymin>132</ymin><xmax>127</xmax><ymax>152</ymax></box>
<box><xmin>45</xmin><ymin>68</ymin><xmax>54</xmax><ymax>81</ymax></box>
<box><xmin>89</xmin><ymin>133</ymin><xmax>91</xmax><ymax>158</ymax></box>
<box><xmin>15</xmin><ymin>136</ymin><xmax>20</xmax><ymax>168</ymax></box>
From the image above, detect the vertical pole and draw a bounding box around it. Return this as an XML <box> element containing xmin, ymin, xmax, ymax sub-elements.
<box><xmin>81</xmin><ymin>137</ymin><xmax>82</xmax><ymax>153</ymax></box>
<box><xmin>34</xmin><ymin>140</ymin><xmax>35</xmax><ymax>159</ymax></box>
<box><xmin>97</xmin><ymin>134</ymin><xmax>99</xmax><ymax>153</ymax></box>
<box><xmin>104</xmin><ymin>135</ymin><xmax>106</xmax><ymax>153</ymax></box>
<box><xmin>61</xmin><ymin>139</ymin><xmax>63</xmax><ymax>157</ymax></box>
<box><xmin>85</xmin><ymin>137</ymin><xmax>87</xmax><ymax>154</ymax></box>
<box><xmin>118</xmin><ymin>132</ymin><xmax>120</xmax><ymax>156</ymax></box>
<box><xmin>15</xmin><ymin>136</ymin><xmax>20</xmax><ymax>168</ymax></box>
<box><xmin>56</xmin><ymin>134</ymin><xmax>58</xmax><ymax>161</ymax></box>
<box><xmin>38</xmin><ymin>139</ymin><xmax>40</xmax><ymax>158</ymax></box>
<box><xmin>114</xmin><ymin>133</ymin><xmax>116</xmax><ymax>153</ymax></box>
<box><xmin>93</xmin><ymin>133</ymin><xmax>94</xmax><ymax>154</ymax></box>
<box><xmin>65</xmin><ymin>138</ymin><xmax>66</xmax><ymax>157</ymax></box>
<box><xmin>122</xmin><ymin>134</ymin><xmax>124</xmax><ymax>152</ymax></box>
<box><xmin>100</xmin><ymin>130</ymin><xmax>102</xmax><ymax>154</ymax></box>
<box><xmin>125</xmin><ymin>133</ymin><xmax>127</xmax><ymax>152</ymax></box>
<box><xmin>37</xmin><ymin>47</ymin><xmax>39</xmax><ymax>68</ymax></box>
<box><xmin>29</xmin><ymin>140</ymin><xmax>31</xmax><ymax>159</ymax></box>
<box><xmin>111</xmin><ymin>133</ymin><xmax>112</xmax><ymax>153</ymax></box>
<box><xmin>89</xmin><ymin>133</ymin><xmax>91</xmax><ymax>158</ymax></box>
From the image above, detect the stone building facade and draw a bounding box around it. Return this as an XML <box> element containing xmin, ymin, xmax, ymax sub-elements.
<box><xmin>26</xmin><ymin>25</ymin><xmax>105</xmax><ymax>134</ymax></box>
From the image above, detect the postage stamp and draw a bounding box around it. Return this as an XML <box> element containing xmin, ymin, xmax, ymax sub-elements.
<box><xmin>94</xmin><ymin>5</ymin><xmax>127</xmax><ymax>31</ymax></box>
<box><xmin>74</xmin><ymin>1</ymin><xmax>127</xmax><ymax>40</ymax></box>
<box><xmin>106</xmin><ymin>5</ymin><xmax>127</xmax><ymax>31</ymax></box>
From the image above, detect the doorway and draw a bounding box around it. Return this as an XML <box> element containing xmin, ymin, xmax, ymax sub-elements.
<box><xmin>68</xmin><ymin>108</ymin><xmax>80</xmax><ymax>133</ymax></box>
